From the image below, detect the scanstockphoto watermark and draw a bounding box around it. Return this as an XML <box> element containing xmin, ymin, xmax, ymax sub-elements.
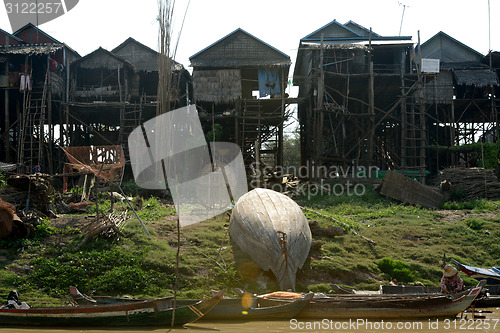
<box><xmin>289</xmin><ymin>318</ymin><xmax>499</xmax><ymax>331</ymax></box>
<box><xmin>290</xmin><ymin>318</ymin><xmax>424</xmax><ymax>331</ymax></box>
<box><xmin>250</xmin><ymin>161</ymin><xmax>380</xmax><ymax>198</ymax></box>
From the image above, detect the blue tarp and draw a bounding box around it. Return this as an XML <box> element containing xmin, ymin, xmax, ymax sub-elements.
<box><xmin>258</xmin><ymin>69</ymin><xmax>280</xmax><ymax>98</ymax></box>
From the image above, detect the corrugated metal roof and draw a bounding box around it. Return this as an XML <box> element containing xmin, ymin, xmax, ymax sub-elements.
<box><xmin>0</xmin><ymin>28</ymin><xmax>25</xmax><ymax>44</ymax></box>
<box><xmin>301</xmin><ymin>19</ymin><xmax>411</xmax><ymax>43</ymax></box>
<box><xmin>421</xmin><ymin>31</ymin><xmax>484</xmax><ymax>59</ymax></box>
<box><xmin>344</xmin><ymin>21</ymin><xmax>381</xmax><ymax>37</ymax></box>
<box><xmin>13</xmin><ymin>23</ymin><xmax>62</xmax><ymax>44</ymax></box>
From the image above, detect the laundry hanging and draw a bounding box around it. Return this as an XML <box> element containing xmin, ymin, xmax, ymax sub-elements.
<box><xmin>19</xmin><ymin>74</ymin><xmax>31</xmax><ymax>91</ymax></box>
<box><xmin>258</xmin><ymin>69</ymin><xmax>281</xmax><ymax>98</ymax></box>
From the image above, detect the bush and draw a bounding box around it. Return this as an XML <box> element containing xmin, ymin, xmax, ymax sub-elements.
<box><xmin>307</xmin><ymin>283</ymin><xmax>331</xmax><ymax>293</ymax></box>
<box><xmin>0</xmin><ymin>171</ymin><xmax>6</xmax><ymax>188</ymax></box>
<box><xmin>28</xmin><ymin>248</ymin><xmax>172</xmax><ymax>296</ymax></box>
<box><xmin>465</xmin><ymin>218</ymin><xmax>483</xmax><ymax>231</ymax></box>
<box><xmin>121</xmin><ymin>179</ymin><xmax>139</xmax><ymax>196</ymax></box>
<box><xmin>377</xmin><ymin>257</ymin><xmax>416</xmax><ymax>283</ymax></box>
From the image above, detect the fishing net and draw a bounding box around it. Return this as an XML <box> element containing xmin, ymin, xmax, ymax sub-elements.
<box><xmin>61</xmin><ymin>145</ymin><xmax>124</xmax><ymax>183</ymax></box>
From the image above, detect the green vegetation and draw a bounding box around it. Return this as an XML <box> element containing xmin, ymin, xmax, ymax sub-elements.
<box><xmin>27</xmin><ymin>248</ymin><xmax>174</xmax><ymax>297</ymax></box>
<box><xmin>283</xmin><ymin>130</ymin><xmax>301</xmax><ymax>170</ymax></box>
<box><xmin>205</xmin><ymin>123</ymin><xmax>224</xmax><ymax>142</ymax></box>
<box><xmin>0</xmin><ymin>171</ymin><xmax>6</xmax><ymax>188</ymax></box>
<box><xmin>0</xmin><ymin>188</ymin><xmax>498</xmax><ymax>306</ymax></box>
<box><xmin>440</xmin><ymin>142</ymin><xmax>499</xmax><ymax>169</ymax></box>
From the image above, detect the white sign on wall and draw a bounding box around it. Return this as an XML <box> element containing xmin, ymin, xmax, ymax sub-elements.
<box><xmin>421</xmin><ymin>58</ymin><xmax>440</xmax><ymax>73</ymax></box>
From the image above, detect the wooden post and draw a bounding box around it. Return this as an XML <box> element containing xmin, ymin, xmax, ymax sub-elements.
<box><xmin>434</xmin><ymin>73</ymin><xmax>439</xmax><ymax>173</ymax></box>
<box><xmin>367</xmin><ymin>28</ymin><xmax>375</xmax><ymax>166</ymax></box>
<box><xmin>4</xmin><ymin>47</ymin><xmax>9</xmax><ymax>162</ymax></box>
<box><xmin>47</xmin><ymin>56</ymin><xmax>53</xmax><ymax>174</ymax></box>
<box><xmin>315</xmin><ymin>34</ymin><xmax>325</xmax><ymax>179</ymax></box>
<box><xmin>118</xmin><ymin>64</ymin><xmax>122</xmax><ymax>103</ymax></box>
<box><xmin>64</xmin><ymin>52</ymin><xmax>70</xmax><ymax>148</ymax></box>
<box><xmin>400</xmin><ymin>49</ymin><xmax>407</xmax><ymax>171</ymax></box>
<box><xmin>278</xmin><ymin>68</ymin><xmax>285</xmax><ymax>168</ymax></box>
<box><xmin>255</xmin><ymin>139</ymin><xmax>260</xmax><ymax>188</ymax></box>
<box><xmin>118</xmin><ymin>64</ymin><xmax>124</xmax><ymax>143</ymax></box>
<box><xmin>234</xmin><ymin>105</ymin><xmax>239</xmax><ymax>149</ymax></box>
<box><xmin>417</xmin><ymin>31</ymin><xmax>426</xmax><ymax>184</ymax></box>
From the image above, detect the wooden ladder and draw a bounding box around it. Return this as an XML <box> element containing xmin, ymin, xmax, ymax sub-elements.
<box><xmin>120</xmin><ymin>95</ymin><xmax>144</xmax><ymax>162</ymax></box>
<box><xmin>400</xmin><ymin>89</ymin><xmax>427</xmax><ymax>183</ymax></box>
<box><xmin>18</xmin><ymin>70</ymin><xmax>48</xmax><ymax>172</ymax></box>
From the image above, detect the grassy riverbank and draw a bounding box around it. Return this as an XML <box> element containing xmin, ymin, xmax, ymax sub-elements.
<box><xmin>0</xmin><ymin>188</ymin><xmax>499</xmax><ymax>306</ymax></box>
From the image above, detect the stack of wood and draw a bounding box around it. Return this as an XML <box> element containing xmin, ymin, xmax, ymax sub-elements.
<box><xmin>0</xmin><ymin>174</ymin><xmax>56</xmax><ymax>216</ymax></box>
<box><xmin>437</xmin><ymin>167</ymin><xmax>500</xmax><ymax>199</ymax></box>
<box><xmin>76</xmin><ymin>212</ymin><xmax>132</xmax><ymax>250</ymax></box>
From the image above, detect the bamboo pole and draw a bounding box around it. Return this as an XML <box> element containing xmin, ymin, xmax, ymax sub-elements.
<box><xmin>400</xmin><ymin>49</ymin><xmax>407</xmax><ymax>171</ymax></box>
<box><xmin>314</xmin><ymin>33</ymin><xmax>325</xmax><ymax>179</ymax></box>
<box><xmin>367</xmin><ymin>28</ymin><xmax>375</xmax><ymax>166</ymax></box>
<box><xmin>4</xmin><ymin>51</ymin><xmax>9</xmax><ymax>162</ymax></box>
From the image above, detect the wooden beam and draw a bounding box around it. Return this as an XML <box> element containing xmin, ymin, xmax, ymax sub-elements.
<box><xmin>4</xmin><ymin>51</ymin><xmax>9</xmax><ymax>162</ymax></box>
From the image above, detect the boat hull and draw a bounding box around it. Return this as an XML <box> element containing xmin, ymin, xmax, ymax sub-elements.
<box><xmin>451</xmin><ymin>259</ymin><xmax>500</xmax><ymax>285</ymax></box>
<box><xmin>0</xmin><ymin>292</ymin><xmax>223</xmax><ymax>327</ymax></box>
<box><xmin>260</xmin><ymin>285</ymin><xmax>483</xmax><ymax>319</ymax></box>
<box><xmin>199</xmin><ymin>292</ymin><xmax>313</xmax><ymax>321</ymax></box>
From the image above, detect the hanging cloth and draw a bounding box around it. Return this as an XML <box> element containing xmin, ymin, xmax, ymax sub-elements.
<box><xmin>19</xmin><ymin>74</ymin><xmax>31</xmax><ymax>91</ymax></box>
<box><xmin>258</xmin><ymin>69</ymin><xmax>281</xmax><ymax>98</ymax></box>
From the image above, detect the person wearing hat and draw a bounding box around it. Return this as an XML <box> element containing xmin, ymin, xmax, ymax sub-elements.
<box><xmin>2</xmin><ymin>290</ymin><xmax>30</xmax><ymax>309</ymax></box>
<box><xmin>441</xmin><ymin>264</ymin><xmax>464</xmax><ymax>294</ymax></box>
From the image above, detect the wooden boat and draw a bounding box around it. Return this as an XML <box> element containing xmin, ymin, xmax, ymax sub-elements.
<box><xmin>71</xmin><ymin>288</ymin><xmax>313</xmax><ymax>321</ymax></box>
<box><xmin>0</xmin><ymin>290</ymin><xmax>224</xmax><ymax>326</ymax></box>
<box><xmin>451</xmin><ymin>259</ymin><xmax>500</xmax><ymax>284</ymax></box>
<box><xmin>259</xmin><ymin>281</ymin><xmax>485</xmax><ymax>319</ymax></box>
<box><xmin>69</xmin><ymin>286</ymin><xmax>145</xmax><ymax>305</ymax></box>
<box><xmin>229</xmin><ymin>188</ymin><xmax>312</xmax><ymax>291</ymax></box>
<box><xmin>197</xmin><ymin>292</ymin><xmax>313</xmax><ymax>321</ymax></box>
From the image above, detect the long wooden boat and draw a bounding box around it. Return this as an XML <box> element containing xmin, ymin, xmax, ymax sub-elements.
<box><xmin>229</xmin><ymin>188</ymin><xmax>312</xmax><ymax>291</ymax></box>
<box><xmin>451</xmin><ymin>259</ymin><xmax>500</xmax><ymax>284</ymax></box>
<box><xmin>0</xmin><ymin>290</ymin><xmax>224</xmax><ymax>326</ymax></box>
<box><xmin>71</xmin><ymin>288</ymin><xmax>313</xmax><ymax>321</ymax></box>
<box><xmin>195</xmin><ymin>292</ymin><xmax>313</xmax><ymax>321</ymax></box>
<box><xmin>259</xmin><ymin>281</ymin><xmax>485</xmax><ymax>319</ymax></box>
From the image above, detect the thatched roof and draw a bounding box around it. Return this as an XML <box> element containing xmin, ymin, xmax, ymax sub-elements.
<box><xmin>454</xmin><ymin>69</ymin><xmax>499</xmax><ymax>87</ymax></box>
<box><xmin>112</xmin><ymin>37</ymin><xmax>184</xmax><ymax>72</ymax></box>
<box><xmin>0</xmin><ymin>43</ymin><xmax>63</xmax><ymax>55</ymax></box>
<box><xmin>193</xmin><ymin>69</ymin><xmax>242</xmax><ymax>103</ymax></box>
<box><xmin>72</xmin><ymin>47</ymin><xmax>136</xmax><ymax>71</ymax></box>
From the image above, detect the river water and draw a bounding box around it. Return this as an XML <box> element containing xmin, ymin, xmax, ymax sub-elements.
<box><xmin>0</xmin><ymin>308</ymin><xmax>498</xmax><ymax>333</ymax></box>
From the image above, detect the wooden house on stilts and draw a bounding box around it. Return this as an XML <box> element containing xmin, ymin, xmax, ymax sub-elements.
<box><xmin>0</xmin><ymin>23</ymin><xmax>80</xmax><ymax>174</ymax></box>
<box><xmin>420</xmin><ymin>31</ymin><xmax>499</xmax><ymax>170</ymax></box>
<box><xmin>67</xmin><ymin>38</ymin><xmax>192</xmax><ymax>162</ymax></box>
<box><xmin>293</xmin><ymin>20</ymin><xmax>499</xmax><ymax>182</ymax></box>
<box><xmin>293</xmin><ymin>20</ymin><xmax>422</xmax><ymax>181</ymax></box>
<box><xmin>189</xmin><ymin>28</ymin><xmax>293</xmax><ymax>177</ymax></box>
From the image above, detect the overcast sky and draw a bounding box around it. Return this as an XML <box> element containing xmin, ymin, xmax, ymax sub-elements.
<box><xmin>1</xmin><ymin>0</ymin><xmax>498</xmax><ymax>74</ymax></box>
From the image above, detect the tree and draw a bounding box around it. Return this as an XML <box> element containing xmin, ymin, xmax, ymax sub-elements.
<box><xmin>282</xmin><ymin>129</ymin><xmax>300</xmax><ymax>171</ymax></box>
